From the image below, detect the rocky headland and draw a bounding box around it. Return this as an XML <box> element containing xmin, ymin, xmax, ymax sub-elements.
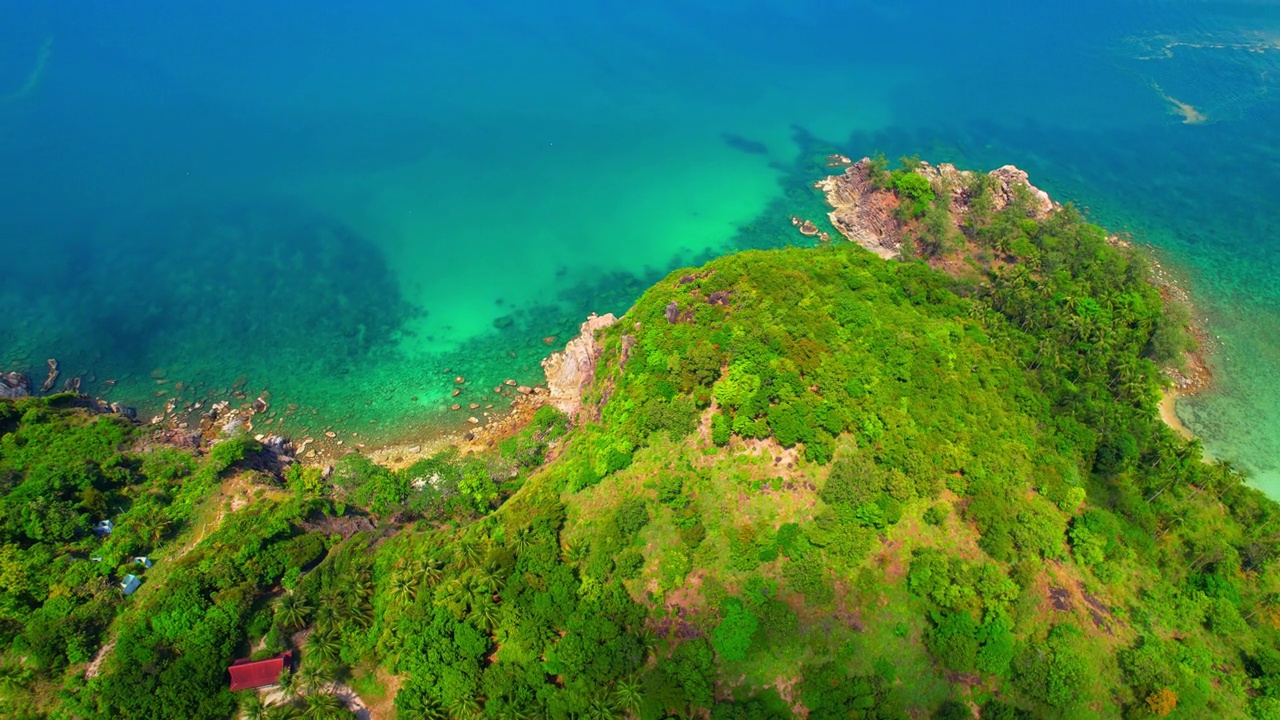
<box><xmin>817</xmin><ymin>156</ymin><xmax>1212</xmax><ymax>432</ymax></box>
<box><xmin>816</xmin><ymin>157</ymin><xmax>1055</xmax><ymax>259</ymax></box>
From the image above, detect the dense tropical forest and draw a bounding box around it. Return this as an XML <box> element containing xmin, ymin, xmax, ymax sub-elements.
<box><xmin>3</xmin><ymin>159</ymin><xmax>1280</xmax><ymax>719</ymax></box>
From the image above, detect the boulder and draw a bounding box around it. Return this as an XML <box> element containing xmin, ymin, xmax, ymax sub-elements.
<box><xmin>0</xmin><ymin>372</ymin><xmax>32</xmax><ymax>399</ymax></box>
<box><xmin>40</xmin><ymin>359</ymin><xmax>59</xmax><ymax>393</ymax></box>
<box><xmin>110</xmin><ymin>402</ymin><xmax>137</xmax><ymax>419</ymax></box>
<box><xmin>988</xmin><ymin>165</ymin><xmax>1055</xmax><ymax>218</ymax></box>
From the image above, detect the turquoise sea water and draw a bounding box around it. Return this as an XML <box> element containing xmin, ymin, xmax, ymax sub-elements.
<box><xmin>2</xmin><ymin>3</ymin><xmax>1279</xmax><ymax>490</ymax></box>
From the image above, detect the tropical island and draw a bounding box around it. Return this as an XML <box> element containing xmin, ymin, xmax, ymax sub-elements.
<box><xmin>1</xmin><ymin>156</ymin><xmax>1275</xmax><ymax>720</ymax></box>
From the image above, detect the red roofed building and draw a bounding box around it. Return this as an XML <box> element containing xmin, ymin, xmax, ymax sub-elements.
<box><xmin>228</xmin><ymin>650</ymin><xmax>292</xmax><ymax>691</ymax></box>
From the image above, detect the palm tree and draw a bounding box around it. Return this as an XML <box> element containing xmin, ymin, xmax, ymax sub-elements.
<box><xmin>277</xmin><ymin>668</ymin><xmax>305</xmax><ymax>701</ymax></box>
<box><xmin>342</xmin><ymin>596</ymin><xmax>374</xmax><ymax>629</ymax></box>
<box><xmin>422</xmin><ymin>557</ymin><xmax>444</xmax><ymax>587</ymax></box>
<box><xmin>437</xmin><ymin>575</ymin><xmax>485</xmax><ymax>619</ymax></box>
<box><xmin>508</xmin><ymin>527</ymin><xmax>533</xmax><ymax>555</ymax></box>
<box><xmin>476</xmin><ymin>566</ymin><xmax>506</xmax><ymax>594</ymax></box>
<box><xmin>297</xmin><ymin>664</ymin><xmax>333</xmax><ymax>695</ymax></box>
<box><xmin>455</xmin><ymin>538</ymin><xmax>486</xmax><ymax>569</ymax></box>
<box><xmin>241</xmin><ymin>693</ymin><xmax>269</xmax><ymax>720</ymax></box>
<box><xmin>126</xmin><ymin>505</ymin><xmax>172</xmax><ymax>549</ymax></box>
<box><xmin>277</xmin><ymin>593</ymin><xmax>313</xmax><ymax>630</ymax></box>
<box><xmin>471</xmin><ymin>599</ymin><xmax>501</xmax><ymax>632</ymax></box>
<box><xmin>492</xmin><ymin>705</ymin><xmax>535</xmax><ymax>720</ymax></box>
<box><xmin>313</xmin><ymin>602</ymin><xmax>340</xmax><ymax>635</ymax></box>
<box><xmin>613</xmin><ymin>677</ymin><xmax>643</xmax><ymax>717</ymax></box>
<box><xmin>301</xmin><ymin>692</ymin><xmax>346</xmax><ymax>720</ymax></box>
<box><xmin>389</xmin><ymin>570</ymin><xmax>419</xmax><ymax>607</ymax></box>
<box><xmin>561</xmin><ymin>542</ymin><xmax>587</xmax><ymax>564</ymax></box>
<box><xmin>0</xmin><ymin>661</ymin><xmax>31</xmax><ymax>694</ymax></box>
<box><xmin>584</xmin><ymin>695</ymin><xmax>619</xmax><ymax>720</ymax></box>
<box><xmin>407</xmin><ymin>695</ymin><xmax>449</xmax><ymax>720</ymax></box>
<box><xmin>307</xmin><ymin>629</ymin><xmax>342</xmax><ymax>666</ymax></box>
<box><xmin>265</xmin><ymin>701</ymin><xmax>303</xmax><ymax>720</ymax></box>
<box><xmin>351</xmin><ymin>570</ymin><xmax>375</xmax><ymax>601</ymax></box>
<box><xmin>447</xmin><ymin>695</ymin><xmax>484</xmax><ymax>720</ymax></box>
<box><xmin>635</xmin><ymin>626</ymin><xmax>659</xmax><ymax>655</ymax></box>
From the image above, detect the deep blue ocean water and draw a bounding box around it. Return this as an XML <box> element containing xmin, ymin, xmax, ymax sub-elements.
<box><xmin>2</xmin><ymin>2</ymin><xmax>1279</xmax><ymax>490</ymax></box>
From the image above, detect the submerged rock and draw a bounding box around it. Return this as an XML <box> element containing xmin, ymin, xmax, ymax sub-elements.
<box><xmin>790</xmin><ymin>217</ymin><xmax>821</xmax><ymax>236</ymax></box>
<box><xmin>109</xmin><ymin>402</ymin><xmax>137</xmax><ymax>419</ymax></box>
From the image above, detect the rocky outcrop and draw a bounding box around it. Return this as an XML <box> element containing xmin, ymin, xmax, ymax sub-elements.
<box><xmin>816</xmin><ymin>158</ymin><xmax>1058</xmax><ymax>258</ymax></box>
<box><xmin>39</xmin><ymin>359</ymin><xmax>59</xmax><ymax>393</ymax></box>
<box><xmin>815</xmin><ymin>160</ymin><xmax>904</xmax><ymax>259</ymax></box>
<box><xmin>1</xmin><ymin>372</ymin><xmax>32</xmax><ymax>399</ymax></box>
<box><xmin>541</xmin><ymin>313</ymin><xmax>617</xmax><ymax>421</ymax></box>
<box><xmin>987</xmin><ymin>165</ymin><xmax>1054</xmax><ymax>217</ymax></box>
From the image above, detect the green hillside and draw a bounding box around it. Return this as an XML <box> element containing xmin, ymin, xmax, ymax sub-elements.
<box><xmin>4</xmin><ymin>165</ymin><xmax>1280</xmax><ymax>719</ymax></box>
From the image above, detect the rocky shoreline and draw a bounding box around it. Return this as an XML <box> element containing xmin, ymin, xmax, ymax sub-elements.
<box><xmin>1</xmin><ymin>311</ymin><xmax>622</xmax><ymax>477</ymax></box>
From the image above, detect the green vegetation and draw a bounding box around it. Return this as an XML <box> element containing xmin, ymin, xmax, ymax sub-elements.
<box><xmin>3</xmin><ymin>163</ymin><xmax>1278</xmax><ymax>719</ymax></box>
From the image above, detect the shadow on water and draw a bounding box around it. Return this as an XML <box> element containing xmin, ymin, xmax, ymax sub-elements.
<box><xmin>720</xmin><ymin>132</ymin><xmax>771</xmax><ymax>156</ymax></box>
<box><xmin>1</xmin><ymin>198</ymin><xmax>419</xmax><ymax>400</ymax></box>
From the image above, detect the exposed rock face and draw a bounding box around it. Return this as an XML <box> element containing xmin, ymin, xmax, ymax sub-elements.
<box><xmin>815</xmin><ymin>160</ymin><xmax>903</xmax><ymax>259</ymax></box>
<box><xmin>541</xmin><ymin>313</ymin><xmax>617</xmax><ymax>421</ymax></box>
<box><xmin>816</xmin><ymin>158</ymin><xmax>1058</xmax><ymax>258</ymax></box>
<box><xmin>1</xmin><ymin>372</ymin><xmax>32</xmax><ymax>399</ymax></box>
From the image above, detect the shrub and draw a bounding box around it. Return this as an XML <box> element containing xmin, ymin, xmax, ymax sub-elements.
<box><xmin>711</xmin><ymin>598</ymin><xmax>759</xmax><ymax>663</ymax></box>
<box><xmin>923</xmin><ymin>504</ymin><xmax>948</xmax><ymax>526</ymax></box>
<box><xmin>614</xmin><ymin>498</ymin><xmax>650</xmax><ymax>536</ymax></box>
